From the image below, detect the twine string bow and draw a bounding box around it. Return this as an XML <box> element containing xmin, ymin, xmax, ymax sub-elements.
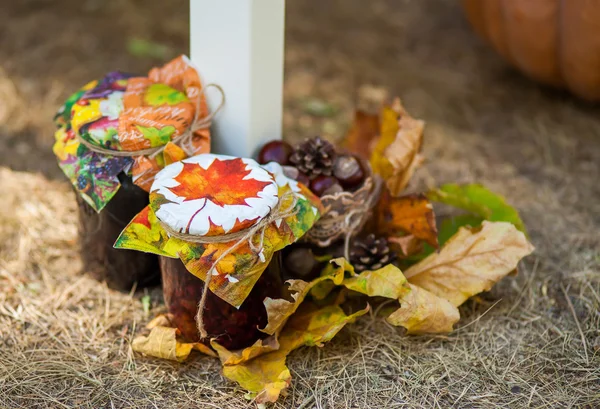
<box><xmin>159</xmin><ymin>190</ymin><xmax>298</xmax><ymax>339</ymax></box>
<box><xmin>77</xmin><ymin>83</ymin><xmax>226</xmax><ymax>158</ymax></box>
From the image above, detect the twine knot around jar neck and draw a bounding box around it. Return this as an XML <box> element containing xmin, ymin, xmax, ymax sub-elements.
<box><xmin>77</xmin><ymin>83</ymin><xmax>226</xmax><ymax>159</ymax></box>
<box><xmin>157</xmin><ymin>189</ymin><xmax>299</xmax><ymax>340</ymax></box>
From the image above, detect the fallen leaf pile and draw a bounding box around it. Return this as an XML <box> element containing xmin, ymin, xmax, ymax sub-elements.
<box><xmin>130</xmin><ymin>98</ymin><xmax>534</xmax><ymax>404</ymax></box>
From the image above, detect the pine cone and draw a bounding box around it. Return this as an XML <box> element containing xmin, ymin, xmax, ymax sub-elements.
<box><xmin>289</xmin><ymin>136</ymin><xmax>337</xmax><ymax>179</ymax></box>
<box><xmin>350</xmin><ymin>234</ymin><xmax>397</xmax><ymax>272</ymax></box>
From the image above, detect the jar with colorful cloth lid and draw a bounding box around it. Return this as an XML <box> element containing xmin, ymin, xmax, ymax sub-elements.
<box><xmin>53</xmin><ymin>55</ymin><xmax>222</xmax><ymax>290</ymax></box>
<box><xmin>115</xmin><ymin>154</ymin><xmax>324</xmax><ymax>350</ymax></box>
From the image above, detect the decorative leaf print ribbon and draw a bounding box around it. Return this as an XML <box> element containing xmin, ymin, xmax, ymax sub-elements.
<box><xmin>77</xmin><ymin>83</ymin><xmax>225</xmax><ymax>158</ymax></box>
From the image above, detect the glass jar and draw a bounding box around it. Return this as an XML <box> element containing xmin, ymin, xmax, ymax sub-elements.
<box><xmin>77</xmin><ymin>173</ymin><xmax>159</xmax><ymax>291</ymax></box>
<box><xmin>160</xmin><ymin>253</ymin><xmax>284</xmax><ymax>350</ymax></box>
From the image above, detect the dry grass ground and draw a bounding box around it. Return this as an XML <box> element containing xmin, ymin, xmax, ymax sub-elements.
<box><xmin>1</xmin><ymin>0</ymin><xmax>599</xmax><ymax>408</ymax></box>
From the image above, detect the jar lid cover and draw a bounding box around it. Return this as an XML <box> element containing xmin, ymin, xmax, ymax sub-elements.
<box><xmin>150</xmin><ymin>154</ymin><xmax>279</xmax><ymax>237</ymax></box>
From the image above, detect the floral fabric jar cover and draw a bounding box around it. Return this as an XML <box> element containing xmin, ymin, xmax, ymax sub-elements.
<box><xmin>53</xmin><ymin>55</ymin><xmax>211</xmax><ymax>212</ymax></box>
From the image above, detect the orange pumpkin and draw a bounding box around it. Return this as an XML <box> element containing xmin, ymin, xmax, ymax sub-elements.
<box><xmin>462</xmin><ymin>0</ymin><xmax>600</xmax><ymax>101</ymax></box>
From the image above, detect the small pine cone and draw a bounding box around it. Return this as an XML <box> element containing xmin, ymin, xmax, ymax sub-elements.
<box><xmin>289</xmin><ymin>136</ymin><xmax>337</xmax><ymax>179</ymax></box>
<box><xmin>350</xmin><ymin>234</ymin><xmax>397</xmax><ymax>272</ymax></box>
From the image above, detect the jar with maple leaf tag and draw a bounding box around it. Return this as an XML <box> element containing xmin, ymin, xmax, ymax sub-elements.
<box><xmin>114</xmin><ymin>154</ymin><xmax>324</xmax><ymax>350</ymax></box>
<box><xmin>53</xmin><ymin>56</ymin><xmax>213</xmax><ymax>290</ymax></box>
<box><xmin>160</xmin><ymin>254</ymin><xmax>284</xmax><ymax>349</ymax></box>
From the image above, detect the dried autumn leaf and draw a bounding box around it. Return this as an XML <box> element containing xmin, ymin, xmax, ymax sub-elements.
<box><xmin>389</xmin><ymin>234</ymin><xmax>423</xmax><ymax>257</ymax></box>
<box><xmin>261</xmin><ymin>268</ymin><xmax>345</xmax><ymax>335</ymax></box>
<box><xmin>319</xmin><ymin>258</ymin><xmax>455</xmax><ymax>334</ymax></box>
<box><xmin>223</xmin><ymin>303</ymin><xmax>369</xmax><ymax>404</ymax></box>
<box><xmin>377</xmin><ymin>192</ymin><xmax>439</xmax><ymax>248</ymax></box>
<box><xmin>309</xmin><ymin>257</ymin><xmax>355</xmax><ymax>301</ymax></box>
<box><xmin>428</xmin><ymin>183</ymin><xmax>527</xmax><ymax>233</ymax></box>
<box><xmin>224</xmin><ymin>355</ymin><xmax>290</xmax><ymax>404</ymax></box>
<box><xmin>370</xmin><ymin>99</ymin><xmax>425</xmax><ymax>196</ymax></box>
<box><xmin>344</xmin><ymin>110</ymin><xmax>380</xmax><ymax>160</ymax></box>
<box><xmin>211</xmin><ymin>336</ymin><xmax>280</xmax><ymax>365</ymax></box>
<box><xmin>405</xmin><ymin>221</ymin><xmax>535</xmax><ymax>307</ymax></box>
<box><xmin>342</xmin><ymin>263</ymin><xmax>411</xmax><ymax>300</ymax></box>
<box><xmin>387</xmin><ymin>283</ymin><xmax>460</xmax><ymax>334</ymax></box>
<box><xmin>131</xmin><ymin>325</ymin><xmax>215</xmax><ymax>362</ymax></box>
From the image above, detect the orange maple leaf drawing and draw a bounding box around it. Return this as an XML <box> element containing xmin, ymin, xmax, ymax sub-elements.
<box><xmin>168</xmin><ymin>158</ymin><xmax>273</xmax><ymax>233</ymax></box>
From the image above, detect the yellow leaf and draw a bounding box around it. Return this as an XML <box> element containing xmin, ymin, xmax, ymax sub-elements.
<box><xmin>211</xmin><ymin>336</ymin><xmax>280</xmax><ymax>365</ymax></box>
<box><xmin>387</xmin><ymin>284</ymin><xmax>460</xmax><ymax>334</ymax></box>
<box><xmin>261</xmin><ymin>268</ymin><xmax>345</xmax><ymax>335</ymax></box>
<box><xmin>132</xmin><ymin>315</ymin><xmax>216</xmax><ymax>361</ymax></box>
<box><xmin>223</xmin><ymin>303</ymin><xmax>369</xmax><ymax>403</ymax></box>
<box><xmin>280</xmin><ymin>304</ymin><xmax>369</xmax><ymax>349</ymax></box>
<box><xmin>222</xmin><ymin>350</ymin><xmax>291</xmax><ymax>404</ymax></box>
<box><xmin>405</xmin><ymin>221</ymin><xmax>535</xmax><ymax>307</ymax></box>
<box><xmin>342</xmin><ymin>264</ymin><xmax>411</xmax><ymax>300</ymax></box>
<box><xmin>370</xmin><ymin>98</ymin><xmax>425</xmax><ymax>196</ymax></box>
<box><xmin>131</xmin><ymin>326</ymin><xmax>195</xmax><ymax>362</ymax></box>
<box><xmin>310</xmin><ymin>257</ymin><xmax>354</xmax><ymax>301</ymax></box>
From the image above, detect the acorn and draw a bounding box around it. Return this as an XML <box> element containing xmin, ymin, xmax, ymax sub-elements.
<box><xmin>333</xmin><ymin>155</ymin><xmax>366</xmax><ymax>190</ymax></box>
<box><xmin>257</xmin><ymin>140</ymin><xmax>293</xmax><ymax>166</ymax></box>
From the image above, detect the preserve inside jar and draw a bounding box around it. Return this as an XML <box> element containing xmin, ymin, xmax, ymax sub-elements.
<box><xmin>161</xmin><ymin>253</ymin><xmax>284</xmax><ymax>350</ymax></box>
<box><xmin>77</xmin><ymin>172</ymin><xmax>160</xmax><ymax>290</ymax></box>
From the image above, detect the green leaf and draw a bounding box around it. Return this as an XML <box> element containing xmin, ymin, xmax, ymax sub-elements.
<box><xmin>141</xmin><ymin>295</ymin><xmax>151</xmax><ymax>316</ymax></box>
<box><xmin>127</xmin><ymin>38</ymin><xmax>172</xmax><ymax>59</ymax></box>
<box><xmin>437</xmin><ymin>214</ymin><xmax>485</xmax><ymax>245</ymax></box>
<box><xmin>427</xmin><ymin>184</ymin><xmax>526</xmax><ymax>233</ymax></box>
<box><xmin>301</xmin><ymin>98</ymin><xmax>338</xmax><ymax>117</ymax></box>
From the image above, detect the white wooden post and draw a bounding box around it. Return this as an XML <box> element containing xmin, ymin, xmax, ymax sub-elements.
<box><xmin>190</xmin><ymin>0</ymin><xmax>286</xmax><ymax>158</ymax></box>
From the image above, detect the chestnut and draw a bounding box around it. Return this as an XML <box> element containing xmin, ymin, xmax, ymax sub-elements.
<box><xmin>333</xmin><ymin>155</ymin><xmax>366</xmax><ymax>190</ymax></box>
<box><xmin>257</xmin><ymin>140</ymin><xmax>293</xmax><ymax>166</ymax></box>
<box><xmin>310</xmin><ymin>175</ymin><xmax>339</xmax><ymax>197</ymax></box>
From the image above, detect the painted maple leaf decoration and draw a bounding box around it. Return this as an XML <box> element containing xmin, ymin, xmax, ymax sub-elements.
<box><xmin>168</xmin><ymin>158</ymin><xmax>273</xmax><ymax>233</ymax></box>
